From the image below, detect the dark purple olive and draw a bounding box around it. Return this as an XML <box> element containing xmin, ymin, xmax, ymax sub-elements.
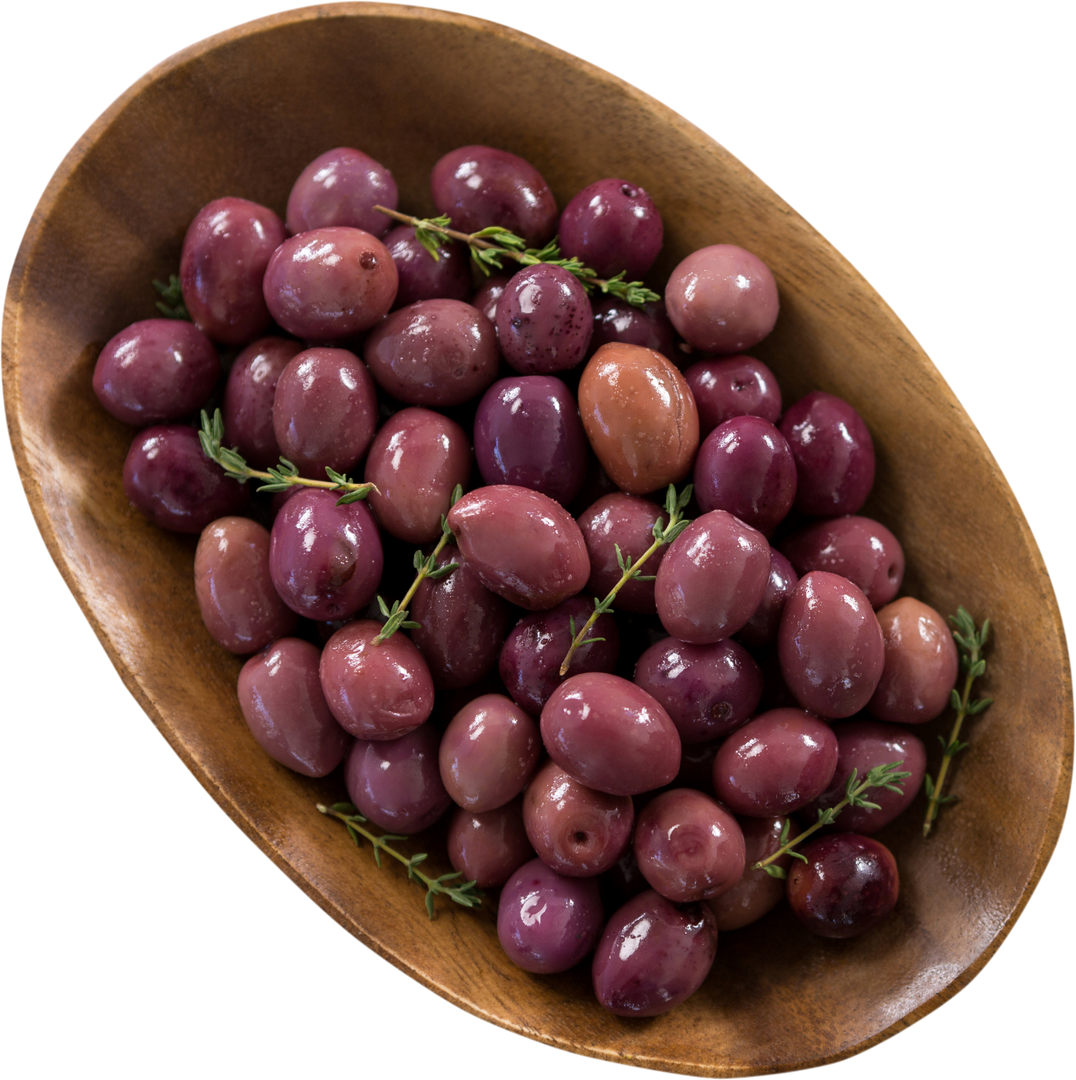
<box><xmin>471</xmin><ymin>275</ymin><xmax>510</xmax><ymax>325</ymax></box>
<box><xmin>735</xmin><ymin>549</ymin><xmax>798</xmax><ymax>649</ymax></box>
<box><xmin>672</xmin><ymin>741</ymin><xmax>723</xmax><ymax>792</ymax></box>
<box><xmin>779</xmin><ymin>392</ymin><xmax>875</xmax><ymax>517</ymax></box>
<box><xmin>123</xmin><ymin>424</ymin><xmax>248</xmax><ymax>534</ymax></box>
<box><xmin>364</xmin><ymin>299</ymin><xmax>499</xmax><ymax>407</ymax></box>
<box><xmin>558</xmin><ymin>178</ymin><xmax>663</xmax><ymax>279</ymax></box>
<box><xmin>633</xmin><ymin>637</ymin><xmax>762</xmax><ymax>743</ymax></box>
<box><xmin>431</xmin><ymin>145</ymin><xmax>557</xmax><ymax>246</ymax></box>
<box><xmin>781</xmin><ymin>515</ymin><xmax>904</xmax><ymax>609</ymax></box>
<box><xmin>496</xmin><ymin>264</ymin><xmax>593</xmax><ymax>375</ymax></box>
<box><xmin>473</xmin><ymin>376</ymin><xmax>588</xmax><ymax>505</ymax></box>
<box><xmin>447</xmin><ymin>797</ymin><xmax>535</xmax><ymax>889</ymax></box>
<box><xmin>804</xmin><ymin>718</ymin><xmax>926</xmax><ymax>833</ymax></box>
<box><xmin>684</xmin><ymin>355</ymin><xmax>782</xmax><ymax>436</ymax></box>
<box><xmin>383</xmin><ymin>225</ymin><xmax>472</xmax><ymax>308</ymax></box>
<box><xmin>589</xmin><ymin>298</ymin><xmax>678</xmax><ymax>364</ymax></box>
<box><xmin>409</xmin><ymin>543</ymin><xmax>511</xmax><ymax>690</ymax></box>
<box><xmin>693</xmin><ymin>416</ymin><xmax>797</xmax><ymax>535</ymax></box>
<box><xmin>707</xmin><ymin>816</ymin><xmax>796</xmax><ymax>931</ymax></box>
<box><xmin>786</xmin><ymin>833</ymin><xmax>900</xmax><ymax>938</ymax></box>
<box><xmin>577</xmin><ymin>493</ymin><xmax>668</xmax><ymax>615</ymax></box>
<box><xmin>221</xmin><ymin>337</ymin><xmax>303</xmax><ymax>469</ymax></box>
<box><xmin>271</xmin><ymin>348</ymin><xmax>378</xmax><ymax>479</ymax></box>
<box><xmin>268</xmin><ymin>488</ymin><xmax>383</xmax><ymax>622</ymax></box>
<box><xmin>499</xmin><ymin>596</ymin><xmax>620</xmax><ymax>717</ymax></box>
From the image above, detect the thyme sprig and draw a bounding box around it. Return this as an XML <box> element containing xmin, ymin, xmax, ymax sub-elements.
<box><xmin>373</xmin><ymin>206</ymin><xmax>661</xmax><ymax>307</ymax></box>
<box><xmin>153</xmin><ymin>273</ymin><xmax>190</xmax><ymax>320</ymax></box>
<box><xmin>317</xmin><ymin>802</ymin><xmax>481</xmax><ymax>918</ymax></box>
<box><xmin>558</xmin><ymin>484</ymin><xmax>692</xmax><ymax>676</ymax></box>
<box><xmin>198</xmin><ymin>409</ymin><xmax>377</xmax><ymax>505</ymax></box>
<box><xmin>372</xmin><ymin>485</ymin><xmax>463</xmax><ymax>644</ymax></box>
<box><xmin>754</xmin><ymin>761</ymin><xmax>912</xmax><ymax>879</ymax></box>
<box><xmin>923</xmin><ymin>608</ymin><xmax>993</xmax><ymax>837</ymax></box>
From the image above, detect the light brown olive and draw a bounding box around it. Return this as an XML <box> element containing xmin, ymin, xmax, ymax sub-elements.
<box><xmin>867</xmin><ymin>597</ymin><xmax>959</xmax><ymax>723</ymax></box>
<box><xmin>577</xmin><ymin>342</ymin><xmax>699</xmax><ymax>495</ymax></box>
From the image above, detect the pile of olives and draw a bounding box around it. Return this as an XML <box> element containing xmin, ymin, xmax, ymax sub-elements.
<box><xmin>92</xmin><ymin>142</ymin><xmax>958</xmax><ymax>1018</ymax></box>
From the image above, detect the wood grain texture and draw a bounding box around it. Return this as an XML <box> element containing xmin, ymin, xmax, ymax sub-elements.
<box><xmin>2</xmin><ymin>4</ymin><xmax>1071</xmax><ymax>1075</ymax></box>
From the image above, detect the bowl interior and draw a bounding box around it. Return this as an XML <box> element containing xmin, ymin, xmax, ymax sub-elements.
<box><xmin>3</xmin><ymin>4</ymin><xmax>1071</xmax><ymax>1076</ymax></box>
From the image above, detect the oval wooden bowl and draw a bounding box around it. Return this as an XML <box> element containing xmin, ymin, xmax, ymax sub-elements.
<box><xmin>3</xmin><ymin>4</ymin><xmax>1072</xmax><ymax>1075</ymax></box>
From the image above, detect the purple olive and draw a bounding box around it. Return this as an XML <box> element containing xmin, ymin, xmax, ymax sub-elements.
<box><xmin>447</xmin><ymin>797</ymin><xmax>536</xmax><ymax>889</ymax></box>
<box><xmin>558</xmin><ymin>178</ymin><xmax>663</xmax><ymax>279</ymax></box>
<box><xmin>713</xmin><ymin>708</ymin><xmax>840</xmax><ymax>816</ymax></box>
<box><xmin>343</xmin><ymin>725</ymin><xmax>451</xmax><ymax>835</ymax></box>
<box><xmin>268</xmin><ymin>488</ymin><xmax>383</xmax><ymax>622</ymax></box>
<box><xmin>446</xmin><ymin>485</ymin><xmax>590</xmax><ymax>610</ymax></box>
<box><xmin>706</xmin><ymin>816</ymin><xmax>797</xmax><ymax>931</ymax></box>
<box><xmin>735</xmin><ymin>549</ymin><xmax>798</xmax><ymax>649</ymax></box>
<box><xmin>778</xmin><ymin>571</ymin><xmax>885</xmax><ymax>719</ymax></box>
<box><xmin>319</xmin><ymin>620</ymin><xmax>434</xmax><ymax>740</ymax></box>
<box><xmin>383</xmin><ymin>225</ymin><xmax>472</xmax><ymax>308</ymax></box>
<box><xmin>237</xmin><ymin>638</ymin><xmax>350</xmax><ymax>777</ymax></box>
<box><xmin>263</xmin><ymin>227</ymin><xmax>398</xmax><ymax>341</ymax></box>
<box><xmin>590</xmin><ymin>298</ymin><xmax>678</xmax><ymax>364</ymax></box>
<box><xmin>180</xmin><ymin>196</ymin><xmax>286</xmax><ymax>345</ymax></box>
<box><xmin>286</xmin><ymin>146</ymin><xmax>397</xmax><ymax>237</ymax></box>
<box><xmin>498</xmin><ymin>858</ymin><xmax>605</xmax><ymax>973</ymax></box>
<box><xmin>431</xmin><ymin>145</ymin><xmax>557</xmax><ymax>246</ymax></box>
<box><xmin>194</xmin><ymin>516</ymin><xmax>298</xmax><ymax>654</ymax></box>
<box><xmin>592</xmin><ymin>890</ymin><xmax>717</xmax><ymax>1017</ymax></box>
<box><xmin>523</xmin><ymin>760</ymin><xmax>634</xmax><ymax>877</ymax></box>
<box><xmin>540</xmin><ymin>673</ymin><xmax>680</xmax><ymax>796</ymax></box>
<box><xmin>122</xmin><ymin>424</ymin><xmax>248</xmax><ymax>534</ymax></box>
<box><xmin>786</xmin><ymin>833</ymin><xmax>900</xmax><ymax>938</ymax></box>
<box><xmin>779</xmin><ymin>391</ymin><xmax>875</xmax><ymax>517</ymax></box>
<box><xmin>654</xmin><ymin>510</ymin><xmax>771</xmax><ymax>643</ymax></box>
<box><xmin>684</xmin><ymin>355</ymin><xmax>782</xmax><ymax>436</ymax></box>
<box><xmin>867</xmin><ymin>598</ymin><xmax>960</xmax><ymax>724</ymax></box>
<box><xmin>473</xmin><ymin>376</ymin><xmax>588</xmax><ymax>505</ymax></box>
<box><xmin>780</xmin><ymin>515</ymin><xmax>904</xmax><ymax>609</ymax></box>
<box><xmin>665</xmin><ymin>244</ymin><xmax>779</xmax><ymax>354</ymax></box>
<box><xmin>634</xmin><ymin>789</ymin><xmax>746</xmax><ymax>902</ymax></box>
<box><xmin>93</xmin><ymin>319</ymin><xmax>219</xmax><ymax>426</ymax></box>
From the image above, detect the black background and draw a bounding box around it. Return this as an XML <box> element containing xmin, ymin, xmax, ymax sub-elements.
<box><xmin>6</xmin><ymin>4</ymin><xmax>1067</xmax><ymax>1075</ymax></box>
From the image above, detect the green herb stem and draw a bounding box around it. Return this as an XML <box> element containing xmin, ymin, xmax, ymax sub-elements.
<box><xmin>317</xmin><ymin>803</ymin><xmax>481</xmax><ymax>918</ymax></box>
<box><xmin>373</xmin><ymin>206</ymin><xmax>660</xmax><ymax>307</ymax></box>
<box><xmin>199</xmin><ymin>409</ymin><xmax>377</xmax><ymax>504</ymax></box>
<box><xmin>753</xmin><ymin>761</ymin><xmax>912</xmax><ymax>878</ymax></box>
<box><xmin>153</xmin><ymin>273</ymin><xmax>191</xmax><ymax>320</ymax></box>
<box><xmin>372</xmin><ymin>485</ymin><xmax>463</xmax><ymax>644</ymax></box>
<box><xmin>558</xmin><ymin>484</ymin><xmax>692</xmax><ymax>677</ymax></box>
<box><xmin>922</xmin><ymin>608</ymin><xmax>993</xmax><ymax>837</ymax></box>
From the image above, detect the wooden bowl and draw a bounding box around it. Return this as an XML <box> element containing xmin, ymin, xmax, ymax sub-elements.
<box><xmin>3</xmin><ymin>4</ymin><xmax>1071</xmax><ymax>1075</ymax></box>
